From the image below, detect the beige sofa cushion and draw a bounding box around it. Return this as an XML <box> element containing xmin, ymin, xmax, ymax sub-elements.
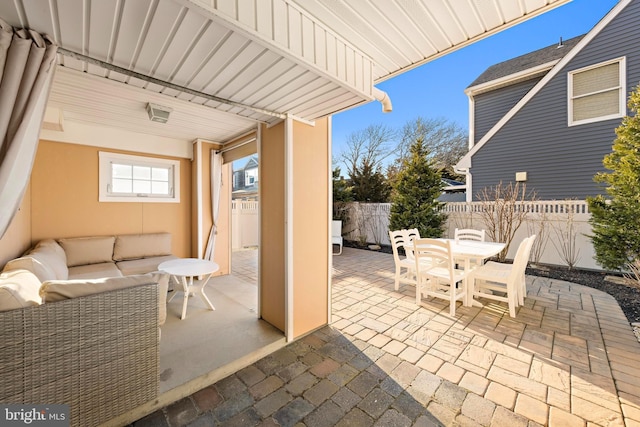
<box><xmin>33</xmin><ymin>240</ymin><xmax>69</xmax><ymax>279</ymax></box>
<box><xmin>41</xmin><ymin>272</ymin><xmax>169</xmax><ymax>325</ymax></box>
<box><xmin>3</xmin><ymin>239</ymin><xmax>69</xmax><ymax>282</ymax></box>
<box><xmin>116</xmin><ymin>255</ymin><xmax>178</xmax><ymax>276</ymax></box>
<box><xmin>113</xmin><ymin>233</ymin><xmax>172</xmax><ymax>261</ymax></box>
<box><xmin>58</xmin><ymin>236</ymin><xmax>115</xmax><ymax>267</ymax></box>
<box><xmin>68</xmin><ymin>262</ymin><xmax>123</xmax><ymax>280</ymax></box>
<box><xmin>0</xmin><ymin>269</ymin><xmax>42</xmax><ymax>311</ymax></box>
<box><xmin>3</xmin><ymin>256</ymin><xmax>55</xmax><ymax>282</ymax></box>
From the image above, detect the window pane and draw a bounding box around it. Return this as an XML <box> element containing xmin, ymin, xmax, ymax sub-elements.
<box><xmin>133</xmin><ymin>166</ymin><xmax>151</xmax><ymax>180</ymax></box>
<box><xmin>113</xmin><ymin>178</ymin><xmax>132</xmax><ymax>193</ymax></box>
<box><xmin>112</xmin><ymin>164</ymin><xmax>132</xmax><ymax>178</ymax></box>
<box><xmin>133</xmin><ymin>180</ymin><xmax>151</xmax><ymax>194</ymax></box>
<box><xmin>152</xmin><ymin>167</ymin><xmax>169</xmax><ymax>181</ymax></box>
<box><xmin>573</xmin><ymin>62</ymin><xmax>619</xmax><ymax>96</ymax></box>
<box><xmin>152</xmin><ymin>181</ymin><xmax>169</xmax><ymax>195</ymax></box>
<box><xmin>573</xmin><ymin>89</ymin><xmax>620</xmax><ymax>121</ymax></box>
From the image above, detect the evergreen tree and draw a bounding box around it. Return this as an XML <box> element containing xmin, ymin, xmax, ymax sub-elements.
<box><xmin>332</xmin><ymin>167</ymin><xmax>353</xmax><ymax>221</ymax></box>
<box><xmin>587</xmin><ymin>85</ymin><xmax>640</xmax><ymax>270</ymax></box>
<box><xmin>389</xmin><ymin>137</ymin><xmax>446</xmax><ymax>237</ymax></box>
<box><xmin>351</xmin><ymin>160</ymin><xmax>391</xmax><ymax>203</ymax></box>
<box><xmin>332</xmin><ymin>167</ymin><xmax>353</xmax><ymax>203</ymax></box>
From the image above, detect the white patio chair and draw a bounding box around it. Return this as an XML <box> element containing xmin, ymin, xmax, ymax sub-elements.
<box><xmin>454</xmin><ymin>228</ymin><xmax>486</xmax><ymax>269</ymax></box>
<box><xmin>413</xmin><ymin>238</ymin><xmax>470</xmax><ymax>316</ymax></box>
<box><xmin>389</xmin><ymin>229</ymin><xmax>418</xmax><ymax>290</ymax></box>
<box><xmin>454</xmin><ymin>228</ymin><xmax>486</xmax><ymax>242</ymax></box>
<box><xmin>332</xmin><ymin>220</ymin><xmax>343</xmax><ymax>255</ymax></box>
<box><xmin>470</xmin><ymin>235</ymin><xmax>536</xmax><ymax>317</ymax></box>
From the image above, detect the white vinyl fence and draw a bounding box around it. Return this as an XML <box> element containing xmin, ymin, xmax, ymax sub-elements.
<box><xmin>232</xmin><ymin>200</ymin><xmax>258</xmax><ymax>250</ymax></box>
<box><xmin>338</xmin><ymin>200</ymin><xmax>600</xmax><ymax>270</ymax></box>
<box><xmin>232</xmin><ymin>199</ymin><xmax>601</xmax><ymax>270</ymax></box>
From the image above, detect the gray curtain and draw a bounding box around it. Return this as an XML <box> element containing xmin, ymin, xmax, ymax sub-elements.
<box><xmin>0</xmin><ymin>18</ymin><xmax>57</xmax><ymax>237</ymax></box>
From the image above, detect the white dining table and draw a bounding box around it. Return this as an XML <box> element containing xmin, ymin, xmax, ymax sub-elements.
<box><xmin>437</xmin><ymin>239</ymin><xmax>506</xmax><ymax>307</ymax></box>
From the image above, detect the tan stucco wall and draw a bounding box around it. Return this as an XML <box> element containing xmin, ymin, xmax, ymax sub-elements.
<box><xmin>292</xmin><ymin>118</ymin><xmax>329</xmax><ymax>338</ymax></box>
<box><xmin>258</xmin><ymin>118</ymin><xmax>330</xmax><ymax>337</ymax></box>
<box><xmin>30</xmin><ymin>140</ymin><xmax>191</xmax><ymax>257</ymax></box>
<box><xmin>259</xmin><ymin>122</ymin><xmax>285</xmax><ymax>332</ymax></box>
<box><xmin>0</xmin><ymin>183</ymin><xmax>32</xmax><ymax>266</ymax></box>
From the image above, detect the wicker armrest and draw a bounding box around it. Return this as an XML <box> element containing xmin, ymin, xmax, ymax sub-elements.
<box><xmin>0</xmin><ymin>283</ymin><xmax>160</xmax><ymax>427</ymax></box>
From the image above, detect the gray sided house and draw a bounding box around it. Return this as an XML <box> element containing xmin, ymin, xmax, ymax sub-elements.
<box><xmin>456</xmin><ymin>0</ymin><xmax>640</xmax><ymax>201</ymax></box>
<box><xmin>232</xmin><ymin>155</ymin><xmax>259</xmax><ymax>200</ymax></box>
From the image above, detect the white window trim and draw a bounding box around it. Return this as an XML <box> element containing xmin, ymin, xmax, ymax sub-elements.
<box><xmin>99</xmin><ymin>151</ymin><xmax>180</xmax><ymax>203</ymax></box>
<box><xmin>568</xmin><ymin>56</ymin><xmax>626</xmax><ymax>127</ymax></box>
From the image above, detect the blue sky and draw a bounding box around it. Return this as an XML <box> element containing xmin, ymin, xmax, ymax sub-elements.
<box><xmin>331</xmin><ymin>0</ymin><xmax>620</xmax><ymax>160</ymax></box>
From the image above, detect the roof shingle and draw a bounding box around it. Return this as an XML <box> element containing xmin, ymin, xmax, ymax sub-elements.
<box><xmin>468</xmin><ymin>34</ymin><xmax>585</xmax><ymax>88</ymax></box>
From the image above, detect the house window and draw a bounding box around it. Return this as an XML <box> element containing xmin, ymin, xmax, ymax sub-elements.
<box><xmin>568</xmin><ymin>57</ymin><xmax>625</xmax><ymax>126</ymax></box>
<box><xmin>99</xmin><ymin>152</ymin><xmax>180</xmax><ymax>203</ymax></box>
<box><xmin>245</xmin><ymin>169</ymin><xmax>258</xmax><ymax>186</ymax></box>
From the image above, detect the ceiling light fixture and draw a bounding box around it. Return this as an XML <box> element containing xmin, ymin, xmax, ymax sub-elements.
<box><xmin>146</xmin><ymin>102</ymin><xmax>173</xmax><ymax>123</ymax></box>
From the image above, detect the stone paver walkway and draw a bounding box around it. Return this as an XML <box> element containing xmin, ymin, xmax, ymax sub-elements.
<box><xmin>132</xmin><ymin>247</ymin><xmax>640</xmax><ymax>426</ymax></box>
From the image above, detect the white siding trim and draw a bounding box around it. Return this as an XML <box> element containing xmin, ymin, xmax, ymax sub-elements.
<box><xmin>256</xmin><ymin>125</ymin><xmax>262</xmax><ymax>319</ymax></box>
<box><xmin>465</xmin><ymin>60</ymin><xmax>559</xmax><ymax>96</ymax></box>
<box><xmin>456</xmin><ymin>0</ymin><xmax>631</xmax><ymax>171</ymax></box>
<box><xmin>327</xmin><ymin>116</ymin><xmax>333</xmax><ymax>325</ymax></box>
<box><xmin>285</xmin><ymin>116</ymin><xmax>294</xmax><ymax>342</ymax></box>
<box><xmin>468</xmin><ymin>96</ymin><xmax>475</xmax><ymax>150</ymax></box>
<box><xmin>195</xmin><ymin>140</ymin><xmax>203</xmax><ymax>258</ymax></box>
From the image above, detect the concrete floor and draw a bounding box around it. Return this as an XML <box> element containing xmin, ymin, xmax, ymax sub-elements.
<box><xmin>158</xmin><ymin>249</ymin><xmax>284</xmax><ymax>394</ymax></box>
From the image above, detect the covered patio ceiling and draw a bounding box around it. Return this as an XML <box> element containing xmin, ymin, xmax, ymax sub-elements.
<box><xmin>0</xmin><ymin>0</ymin><xmax>570</xmax><ymax>145</ymax></box>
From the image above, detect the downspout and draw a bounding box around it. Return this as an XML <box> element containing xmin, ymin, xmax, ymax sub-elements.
<box><xmin>372</xmin><ymin>86</ymin><xmax>392</xmax><ymax>113</ymax></box>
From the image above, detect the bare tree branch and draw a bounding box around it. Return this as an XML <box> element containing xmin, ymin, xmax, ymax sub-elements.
<box><xmin>340</xmin><ymin>124</ymin><xmax>396</xmax><ymax>177</ymax></box>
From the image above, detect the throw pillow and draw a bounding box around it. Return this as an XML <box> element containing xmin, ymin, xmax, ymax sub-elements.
<box><xmin>0</xmin><ymin>269</ymin><xmax>43</xmax><ymax>311</ymax></box>
<box><xmin>58</xmin><ymin>236</ymin><xmax>115</xmax><ymax>267</ymax></box>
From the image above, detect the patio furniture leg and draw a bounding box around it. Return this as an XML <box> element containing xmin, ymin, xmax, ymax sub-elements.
<box><xmin>181</xmin><ymin>276</ymin><xmax>191</xmax><ymax>320</ymax></box>
<box><xmin>194</xmin><ymin>273</ymin><xmax>216</xmax><ymax>311</ymax></box>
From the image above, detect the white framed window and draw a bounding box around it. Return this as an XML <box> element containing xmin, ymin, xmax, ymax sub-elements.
<box><xmin>245</xmin><ymin>169</ymin><xmax>258</xmax><ymax>186</ymax></box>
<box><xmin>99</xmin><ymin>152</ymin><xmax>180</xmax><ymax>203</ymax></box>
<box><xmin>568</xmin><ymin>57</ymin><xmax>626</xmax><ymax>126</ymax></box>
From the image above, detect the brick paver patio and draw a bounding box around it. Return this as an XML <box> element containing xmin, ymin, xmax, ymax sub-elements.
<box><xmin>132</xmin><ymin>247</ymin><xmax>640</xmax><ymax>426</ymax></box>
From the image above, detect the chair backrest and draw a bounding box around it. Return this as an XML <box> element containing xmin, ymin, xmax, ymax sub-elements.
<box><xmin>413</xmin><ymin>238</ymin><xmax>454</xmax><ymax>276</ymax></box>
<box><xmin>389</xmin><ymin>230</ymin><xmax>409</xmax><ymax>263</ymax></box>
<box><xmin>389</xmin><ymin>229</ymin><xmax>421</xmax><ymax>261</ymax></box>
<box><xmin>404</xmin><ymin>228</ymin><xmax>420</xmax><ymax>260</ymax></box>
<box><xmin>331</xmin><ymin>220</ymin><xmax>342</xmax><ymax>238</ymax></box>
<box><xmin>455</xmin><ymin>228</ymin><xmax>486</xmax><ymax>242</ymax></box>
<box><xmin>508</xmin><ymin>235</ymin><xmax>536</xmax><ymax>283</ymax></box>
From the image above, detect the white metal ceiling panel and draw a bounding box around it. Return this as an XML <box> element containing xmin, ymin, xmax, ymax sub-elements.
<box><xmin>88</xmin><ymin>1</ymin><xmax>120</xmax><ymax>70</ymax></box>
<box><xmin>168</xmin><ymin>24</ymin><xmax>232</xmax><ymax>86</ymax></box>
<box><xmin>150</xmin><ymin>9</ymin><xmax>211</xmax><ymax>82</ymax></box>
<box><xmin>369</xmin><ymin>0</ymin><xmax>425</xmax><ymax>62</ymax></box>
<box><xmin>133</xmin><ymin>1</ymin><xmax>187</xmax><ymax>75</ymax></box>
<box><xmin>0</xmin><ymin>0</ymin><xmax>570</xmax><ymax>144</ymax></box>
<box><xmin>214</xmin><ymin>51</ymin><xmax>283</xmax><ymax>100</ymax></box>
<box><xmin>449</xmin><ymin>0</ymin><xmax>486</xmax><ymax>38</ymax></box>
<box><xmin>202</xmin><ymin>43</ymin><xmax>267</xmax><ymax>96</ymax></box>
<box><xmin>111</xmin><ymin>0</ymin><xmax>155</xmax><ymax>69</ymax></box>
<box><xmin>525</xmin><ymin>0</ymin><xmax>551</xmax><ymax>14</ymax></box>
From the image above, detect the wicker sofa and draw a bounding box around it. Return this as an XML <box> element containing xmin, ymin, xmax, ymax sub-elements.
<box><xmin>0</xmin><ymin>232</ymin><xmax>178</xmax><ymax>427</ymax></box>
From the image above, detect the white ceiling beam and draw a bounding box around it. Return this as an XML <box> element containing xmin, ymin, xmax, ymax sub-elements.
<box><xmin>178</xmin><ymin>0</ymin><xmax>376</xmax><ymax>101</ymax></box>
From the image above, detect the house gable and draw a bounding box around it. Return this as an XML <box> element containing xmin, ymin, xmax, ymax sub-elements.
<box><xmin>472</xmin><ymin>77</ymin><xmax>542</xmax><ymax>144</ymax></box>
<box><xmin>458</xmin><ymin>0</ymin><xmax>638</xmax><ymax>200</ymax></box>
